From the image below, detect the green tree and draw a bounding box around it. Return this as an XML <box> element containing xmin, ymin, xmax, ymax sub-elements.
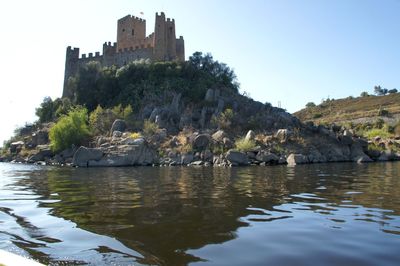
<box><xmin>35</xmin><ymin>97</ymin><xmax>55</xmax><ymax>123</ymax></box>
<box><xmin>49</xmin><ymin>107</ymin><xmax>91</xmax><ymax>152</ymax></box>
<box><xmin>305</xmin><ymin>102</ymin><xmax>316</xmax><ymax>108</ymax></box>
<box><xmin>360</xmin><ymin>91</ymin><xmax>369</xmax><ymax>97</ymax></box>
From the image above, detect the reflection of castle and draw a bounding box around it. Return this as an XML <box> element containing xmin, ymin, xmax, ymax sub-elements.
<box><xmin>63</xmin><ymin>12</ymin><xmax>185</xmax><ymax>98</ymax></box>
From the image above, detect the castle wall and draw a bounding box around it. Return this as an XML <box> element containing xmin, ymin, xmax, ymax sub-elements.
<box><xmin>63</xmin><ymin>12</ymin><xmax>185</xmax><ymax>99</ymax></box>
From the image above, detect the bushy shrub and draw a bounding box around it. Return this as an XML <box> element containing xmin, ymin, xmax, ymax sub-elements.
<box><xmin>49</xmin><ymin>107</ymin><xmax>90</xmax><ymax>152</ymax></box>
<box><xmin>363</xmin><ymin>128</ymin><xmax>392</xmax><ymax>139</ymax></box>
<box><xmin>143</xmin><ymin>120</ymin><xmax>158</xmax><ymax>136</ymax></box>
<box><xmin>235</xmin><ymin>137</ymin><xmax>256</xmax><ymax>152</ymax></box>
<box><xmin>212</xmin><ymin>108</ymin><xmax>234</xmax><ymax>130</ymax></box>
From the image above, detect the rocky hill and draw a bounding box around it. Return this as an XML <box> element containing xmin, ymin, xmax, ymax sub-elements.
<box><xmin>294</xmin><ymin>93</ymin><xmax>400</xmax><ymax>125</ymax></box>
<box><xmin>1</xmin><ymin>54</ymin><xmax>399</xmax><ymax>166</ymax></box>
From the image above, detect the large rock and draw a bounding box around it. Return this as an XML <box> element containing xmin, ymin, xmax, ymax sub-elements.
<box><xmin>110</xmin><ymin>119</ymin><xmax>126</xmax><ymax>135</ymax></box>
<box><xmin>72</xmin><ymin>147</ymin><xmax>104</xmax><ymax>167</ymax></box>
<box><xmin>256</xmin><ymin>152</ymin><xmax>279</xmax><ymax>164</ymax></box>
<box><xmin>226</xmin><ymin>150</ymin><xmax>249</xmax><ymax>166</ymax></box>
<box><xmin>275</xmin><ymin>129</ymin><xmax>291</xmax><ymax>143</ymax></box>
<box><xmin>212</xmin><ymin>130</ymin><xmax>227</xmax><ymax>142</ymax></box>
<box><xmin>245</xmin><ymin>130</ymin><xmax>255</xmax><ymax>141</ymax></box>
<box><xmin>287</xmin><ymin>153</ymin><xmax>308</xmax><ymax>166</ymax></box>
<box><xmin>350</xmin><ymin>142</ymin><xmax>373</xmax><ymax>163</ymax></box>
<box><xmin>9</xmin><ymin>141</ymin><xmax>24</xmax><ymax>153</ymax></box>
<box><xmin>181</xmin><ymin>153</ymin><xmax>194</xmax><ymax>165</ymax></box>
<box><xmin>192</xmin><ymin>134</ymin><xmax>210</xmax><ymax>150</ymax></box>
<box><xmin>88</xmin><ymin>143</ymin><xmax>157</xmax><ymax>167</ymax></box>
<box><xmin>28</xmin><ymin>147</ymin><xmax>53</xmax><ymax>163</ymax></box>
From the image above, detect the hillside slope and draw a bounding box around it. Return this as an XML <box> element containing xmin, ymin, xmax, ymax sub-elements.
<box><xmin>294</xmin><ymin>93</ymin><xmax>400</xmax><ymax>125</ymax></box>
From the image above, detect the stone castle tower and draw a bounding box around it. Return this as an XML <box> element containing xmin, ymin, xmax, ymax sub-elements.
<box><xmin>63</xmin><ymin>12</ymin><xmax>185</xmax><ymax>98</ymax></box>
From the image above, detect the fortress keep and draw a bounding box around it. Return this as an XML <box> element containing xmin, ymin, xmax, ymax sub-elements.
<box><xmin>63</xmin><ymin>12</ymin><xmax>185</xmax><ymax>98</ymax></box>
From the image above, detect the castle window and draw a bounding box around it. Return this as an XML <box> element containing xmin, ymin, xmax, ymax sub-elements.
<box><xmin>132</xmin><ymin>29</ymin><xmax>134</xmax><ymax>36</ymax></box>
<box><xmin>122</xmin><ymin>28</ymin><xmax>125</xmax><ymax>32</ymax></box>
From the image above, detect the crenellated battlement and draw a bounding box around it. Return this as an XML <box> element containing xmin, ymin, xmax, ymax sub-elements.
<box><xmin>63</xmin><ymin>12</ymin><xmax>185</xmax><ymax>98</ymax></box>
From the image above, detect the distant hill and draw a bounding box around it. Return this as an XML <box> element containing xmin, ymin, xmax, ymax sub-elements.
<box><xmin>294</xmin><ymin>93</ymin><xmax>400</xmax><ymax>125</ymax></box>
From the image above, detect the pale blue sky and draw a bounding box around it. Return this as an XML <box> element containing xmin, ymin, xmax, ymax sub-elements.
<box><xmin>1</xmin><ymin>0</ymin><xmax>399</xmax><ymax>145</ymax></box>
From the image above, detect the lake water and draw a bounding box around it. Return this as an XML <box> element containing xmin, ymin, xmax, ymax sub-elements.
<box><xmin>0</xmin><ymin>162</ymin><xmax>399</xmax><ymax>265</ymax></box>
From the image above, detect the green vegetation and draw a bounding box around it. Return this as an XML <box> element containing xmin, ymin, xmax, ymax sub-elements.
<box><xmin>49</xmin><ymin>107</ymin><xmax>90</xmax><ymax>152</ymax></box>
<box><xmin>363</xmin><ymin>128</ymin><xmax>392</xmax><ymax>139</ymax></box>
<box><xmin>36</xmin><ymin>97</ymin><xmax>73</xmax><ymax>123</ymax></box>
<box><xmin>235</xmin><ymin>137</ymin><xmax>256</xmax><ymax>152</ymax></box>
<box><xmin>89</xmin><ymin>104</ymin><xmax>134</xmax><ymax>135</ymax></box>
<box><xmin>67</xmin><ymin>52</ymin><xmax>239</xmax><ymax>111</ymax></box>
<box><xmin>211</xmin><ymin>108</ymin><xmax>234</xmax><ymax>130</ymax></box>
<box><xmin>143</xmin><ymin>120</ymin><xmax>159</xmax><ymax>136</ymax></box>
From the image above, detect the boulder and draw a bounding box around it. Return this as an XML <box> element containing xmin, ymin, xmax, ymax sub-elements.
<box><xmin>112</xmin><ymin>131</ymin><xmax>123</xmax><ymax>138</ymax></box>
<box><xmin>10</xmin><ymin>141</ymin><xmax>24</xmax><ymax>153</ymax></box>
<box><xmin>72</xmin><ymin>147</ymin><xmax>104</xmax><ymax>167</ymax></box>
<box><xmin>212</xmin><ymin>130</ymin><xmax>227</xmax><ymax>142</ymax></box>
<box><xmin>28</xmin><ymin>148</ymin><xmax>53</xmax><ymax>163</ymax></box>
<box><xmin>350</xmin><ymin>142</ymin><xmax>373</xmax><ymax>163</ymax></box>
<box><xmin>59</xmin><ymin>146</ymin><xmax>77</xmax><ymax>159</ymax></box>
<box><xmin>201</xmin><ymin>149</ymin><xmax>213</xmax><ymax>162</ymax></box>
<box><xmin>226</xmin><ymin>150</ymin><xmax>249</xmax><ymax>166</ymax></box>
<box><xmin>287</xmin><ymin>153</ymin><xmax>308</xmax><ymax>166</ymax></box>
<box><xmin>181</xmin><ymin>153</ymin><xmax>194</xmax><ymax>165</ymax></box>
<box><xmin>87</xmin><ymin>143</ymin><xmax>157</xmax><ymax>167</ymax></box>
<box><xmin>245</xmin><ymin>130</ymin><xmax>255</xmax><ymax>141</ymax></box>
<box><xmin>31</xmin><ymin>130</ymin><xmax>49</xmax><ymax>147</ymax></box>
<box><xmin>339</xmin><ymin>135</ymin><xmax>353</xmax><ymax>145</ymax></box>
<box><xmin>222</xmin><ymin>137</ymin><xmax>233</xmax><ymax>149</ymax></box>
<box><xmin>307</xmin><ymin>149</ymin><xmax>327</xmax><ymax>163</ymax></box>
<box><xmin>256</xmin><ymin>152</ymin><xmax>280</xmax><ymax>163</ymax></box>
<box><xmin>192</xmin><ymin>134</ymin><xmax>210</xmax><ymax>150</ymax></box>
<box><xmin>110</xmin><ymin>119</ymin><xmax>126</xmax><ymax>135</ymax></box>
<box><xmin>120</xmin><ymin>137</ymin><xmax>145</xmax><ymax>146</ymax></box>
<box><xmin>275</xmin><ymin>129</ymin><xmax>291</xmax><ymax>143</ymax></box>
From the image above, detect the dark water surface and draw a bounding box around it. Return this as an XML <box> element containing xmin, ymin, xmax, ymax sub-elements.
<box><xmin>0</xmin><ymin>162</ymin><xmax>399</xmax><ymax>265</ymax></box>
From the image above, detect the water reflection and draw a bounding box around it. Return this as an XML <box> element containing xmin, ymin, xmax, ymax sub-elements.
<box><xmin>0</xmin><ymin>162</ymin><xmax>400</xmax><ymax>265</ymax></box>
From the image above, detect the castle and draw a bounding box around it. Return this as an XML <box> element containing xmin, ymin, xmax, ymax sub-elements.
<box><xmin>63</xmin><ymin>12</ymin><xmax>185</xmax><ymax>98</ymax></box>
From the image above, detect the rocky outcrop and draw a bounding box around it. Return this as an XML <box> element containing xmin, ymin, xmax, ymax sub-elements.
<box><xmin>72</xmin><ymin>138</ymin><xmax>157</xmax><ymax>167</ymax></box>
<box><xmin>9</xmin><ymin>141</ymin><xmax>24</xmax><ymax>154</ymax></box>
<box><xmin>226</xmin><ymin>150</ymin><xmax>249</xmax><ymax>166</ymax></box>
<box><xmin>110</xmin><ymin>119</ymin><xmax>126</xmax><ymax>135</ymax></box>
<box><xmin>28</xmin><ymin>146</ymin><xmax>53</xmax><ymax>163</ymax></box>
<box><xmin>287</xmin><ymin>154</ymin><xmax>308</xmax><ymax>166</ymax></box>
<box><xmin>72</xmin><ymin>147</ymin><xmax>104</xmax><ymax>167</ymax></box>
<box><xmin>192</xmin><ymin>134</ymin><xmax>210</xmax><ymax>150</ymax></box>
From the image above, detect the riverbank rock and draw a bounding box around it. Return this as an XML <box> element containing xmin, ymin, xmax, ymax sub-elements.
<box><xmin>110</xmin><ymin>119</ymin><xmax>126</xmax><ymax>135</ymax></box>
<box><xmin>226</xmin><ymin>150</ymin><xmax>249</xmax><ymax>166</ymax></box>
<box><xmin>28</xmin><ymin>146</ymin><xmax>53</xmax><ymax>163</ymax></box>
<box><xmin>192</xmin><ymin>134</ymin><xmax>210</xmax><ymax>150</ymax></box>
<box><xmin>88</xmin><ymin>143</ymin><xmax>157</xmax><ymax>167</ymax></box>
<box><xmin>256</xmin><ymin>152</ymin><xmax>280</xmax><ymax>164</ymax></box>
<box><xmin>245</xmin><ymin>130</ymin><xmax>255</xmax><ymax>141</ymax></box>
<box><xmin>72</xmin><ymin>147</ymin><xmax>104</xmax><ymax>167</ymax></box>
<box><xmin>287</xmin><ymin>153</ymin><xmax>308</xmax><ymax>166</ymax></box>
<box><xmin>10</xmin><ymin>141</ymin><xmax>24</xmax><ymax>153</ymax></box>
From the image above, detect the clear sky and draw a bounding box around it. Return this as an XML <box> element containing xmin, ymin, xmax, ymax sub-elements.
<box><xmin>1</xmin><ymin>0</ymin><xmax>399</xmax><ymax>145</ymax></box>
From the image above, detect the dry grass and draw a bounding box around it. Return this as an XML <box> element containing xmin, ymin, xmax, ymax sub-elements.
<box><xmin>294</xmin><ymin>93</ymin><xmax>400</xmax><ymax>124</ymax></box>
